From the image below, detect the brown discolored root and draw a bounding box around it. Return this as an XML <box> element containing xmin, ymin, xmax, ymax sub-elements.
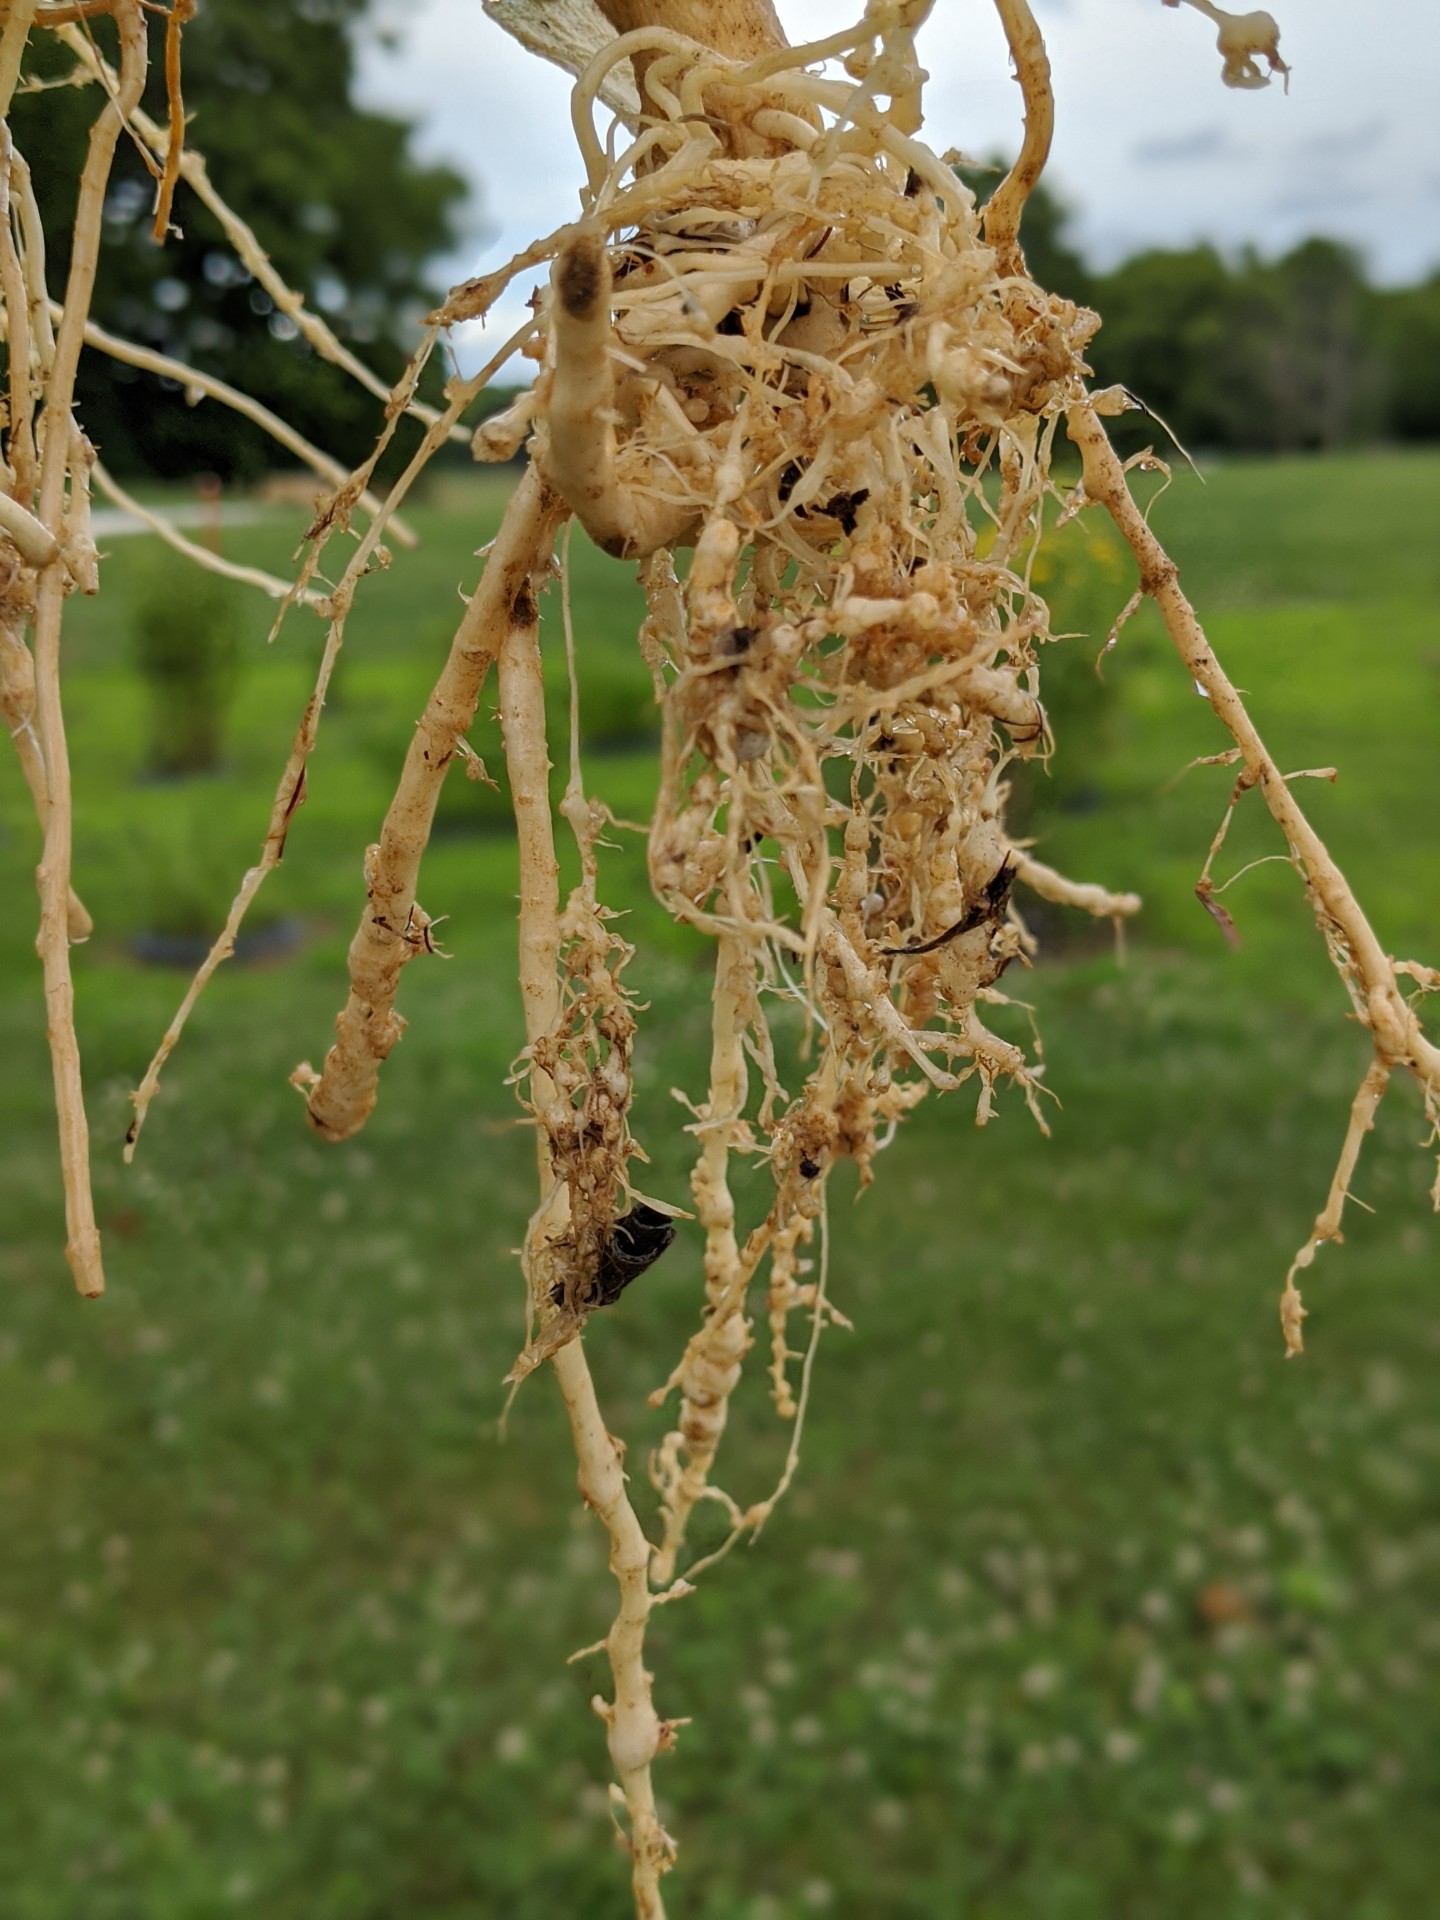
<box><xmin>299</xmin><ymin>467</ymin><xmax>565</xmax><ymax>1142</ymax></box>
<box><xmin>494</xmin><ymin>533</ymin><xmax>677</xmax><ymax>1918</ymax></box>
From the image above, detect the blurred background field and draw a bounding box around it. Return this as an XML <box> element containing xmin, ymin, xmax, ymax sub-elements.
<box><xmin>1</xmin><ymin>448</ymin><xmax>1438</xmax><ymax>1919</ymax></box>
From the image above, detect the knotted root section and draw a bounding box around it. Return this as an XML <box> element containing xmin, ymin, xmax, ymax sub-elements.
<box><xmin>491</xmin><ymin>520</ymin><xmax>678</xmax><ymax>1916</ymax></box>
<box><xmin>515</xmin><ymin>2</ymin><xmax>1143</xmax><ymax>1590</ymax></box>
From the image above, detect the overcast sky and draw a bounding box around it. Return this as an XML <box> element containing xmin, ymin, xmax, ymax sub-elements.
<box><xmin>357</xmin><ymin>0</ymin><xmax>1440</xmax><ymax>359</ymax></box>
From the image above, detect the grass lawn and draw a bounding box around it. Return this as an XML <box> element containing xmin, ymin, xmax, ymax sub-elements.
<box><xmin>1</xmin><ymin>449</ymin><xmax>1438</xmax><ymax>1919</ymax></box>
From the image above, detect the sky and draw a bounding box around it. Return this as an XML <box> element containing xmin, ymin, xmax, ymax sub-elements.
<box><xmin>356</xmin><ymin>0</ymin><xmax>1440</xmax><ymax>362</ymax></box>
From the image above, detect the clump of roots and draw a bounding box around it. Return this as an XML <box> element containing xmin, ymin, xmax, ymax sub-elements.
<box><xmin>518</xmin><ymin>6</ymin><xmax>1141</xmax><ymax>1573</ymax></box>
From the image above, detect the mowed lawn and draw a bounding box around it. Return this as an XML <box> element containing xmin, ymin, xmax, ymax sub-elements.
<box><xmin>1</xmin><ymin>449</ymin><xmax>1438</xmax><ymax>1920</ymax></box>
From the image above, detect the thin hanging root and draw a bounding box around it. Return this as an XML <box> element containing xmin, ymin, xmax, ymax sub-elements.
<box><xmin>1068</xmin><ymin>400</ymin><xmax>1440</xmax><ymax>1057</ymax></box>
<box><xmin>649</xmin><ymin>935</ymin><xmax>755</xmax><ymax>1588</ymax></box>
<box><xmin>149</xmin><ymin>0</ymin><xmax>194</xmax><ymax>241</ymax></box>
<box><xmin>89</xmin><ymin>460</ymin><xmax>318</xmax><ymax>603</ymax></box>
<box><xmin>1</xmin><ymin>621</ymin><xmax>92</xmax><ymax>941</ymax></box>
<box><xmin>985</xmin><ymin>0</ymin><xmax>1054</xmax><ymax>275</ymax></box>
<box><xmin>663</xmin><ymin>1193</ymin><xmax>833</xmax><ymax>1588</ymax></box>
<box><xmin>1192</xmin><ymin>761</ymin><xmax>1338</xmax><ymax>946</ymax></box>
<box><xmin>1193</xmin><ymin>762</ymin><xmax>1258</xmax><ymax>945</ymax></box>
<box><xmin>299</xmin><ymin>467</ymin><xmax>565</xmax><ymax>1141</ymax></box>
<box><xmin>129</xmin><ymin>318</ymin><xmax>531</xmax><ymax>1159</ymax></box>
<box><xmin>27</xmin><ymin>0</ymin><xmax>148</xmax><ymax>1296</ymax></box>
<box><xmin>1067</xmin><ymin>400</ymin><xmax>1440</xmax><ymax>1341</ymax></box>
<box><xmin>495</xmin><ymin>562</ymin><xmax>675</xmax><ymax>1920</ymax></box>
<box><xmin>69</xmin><ymin>310</ymin><xmax>410</xmax><ymax>542</ymax></box>
<box><xmin>1280</xmin><ymin>1058</ymin><xmax>1391</xmax><ymax>1357</ymax></box>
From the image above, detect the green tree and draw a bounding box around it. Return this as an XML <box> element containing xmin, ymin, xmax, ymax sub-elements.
<box><xmin>1216</xmin><ymin>240</ymin><xmax>1381</xmax><ymax>451</ymax></box>
<box><xmin>13</xmin><ymin>1</ymin><xmax>468</xmax><ymax>479</ymax></box>
<box><xmin>1087</xmin><ymin>245</ymin><xmax>1236</xmax><ymax>449</ymax></box>
<box><xmin>1090</xmin><ymin>240</ymin><xmax>1384</xmax><ymax>455</ymax></box>
<box><xmin>1372</xmin><ymin>271</ymin><xmax>1440</xmax><ymax>442</ymax></box>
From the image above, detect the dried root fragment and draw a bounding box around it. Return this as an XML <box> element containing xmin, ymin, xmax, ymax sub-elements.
<box><xmin>1165</xmin><ymin>0</ymin><xmax>1290</xmax><ymax>92</ymax></box>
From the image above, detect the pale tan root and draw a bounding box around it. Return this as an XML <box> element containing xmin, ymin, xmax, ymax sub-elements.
<box><xmin>495</xmin><ymin>521</ymin><xmax>675</xmax><ymax>1919</ymax></box>
<box><xmin>649</xmin><ymin>935</ymin><xmax>754</xmax><ymax>1587</ymax></box>
<box><xmin>0</xmin><ymin>492</ymin><xmax>56</xmax><ymax>568</ymax></box>
<box><xmin>0</xmin><ymin>123</ymin><xmax>87</xmax><ymax>941</ymax></box>
<box><xmin>1067</xmin><ymin>401</ymin><xmax>1440</xmax><ymax>1348</ymax></box>
<box><xmin>0</xmin><ymin>125</ymin><xmax>39</xmax><ymax>504</ymax></box>
<box><xmin>1014</xmin><ymin>854</ymin><xmax>1142</xmax><ymax>922</ymax></box>
<box><xmin>588</xmin><ymin>2</ymin><xmax>781</xmax><ymax>92</ymax></box>
<box><xmin>150</xmin><ymin>0</ymin><xmax>195</xmax><ymax>244</ymax></box>
<box><xmin>0</xmin><ymin>6</ymin><xmax>37</xmax><ymax>121</ymax></box>
<box><xmin>301</xmin><ymin>466</ymin><xmax>565</xmax><ymax>1140</ymax></box>
<box><xmin>1279</xmin><ymin>1057</ymin><xmax>1390</xmax><ymax>1356</ymax></box>
<box><xmin>590</xmin><ymin>0</ymin><xmax>798</xmax><ymax>157</ymax></box>
<box><xmin>986</xmin><ymin>0</ymin><xmax>1055</xmax><ymax>276</ymax></box>
<box><xmin>28</xmin><ymin>0</ymin><xmax>148</xmax><ymax>1295</ymax></box>
<box><xmin>541</xmin><ymin>226</ymin><xmax>697</xmax><ymax>561</ymax></box>
<box><xmin>551</xmin><ymin>1342</ymin><xmax>676</xmax><ymax>1916</ymax></box>
<box><xmin>89</xmin><ymin>460</ymin><xmax>317</xmax><ymax>604</ymax></box>
<box><xmin>1</xmin><ymin>97</ymin><xmax>90</xmax><ymax>936</ymax></box>
<box><xmin>660</xmin><ymin>1192</ymin><xmax>834</xmax><ymax>1590</ymax></box>
<box><xmin>1</xmin><ymin>618</ymin><xmax>91</xmax><ymax>940</ymax></box>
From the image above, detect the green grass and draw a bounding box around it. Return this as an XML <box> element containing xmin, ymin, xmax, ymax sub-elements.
<box><xmin>1</xmin><ymin>451</ymin><xmax>1439</xmax><ymax>1919</ymax></box>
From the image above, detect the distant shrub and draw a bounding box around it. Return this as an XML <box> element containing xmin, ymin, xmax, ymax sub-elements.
<box><xmin>130</xmin><ymin>800</ymin><xmax>272</xmax><ymax>941</ymax></box>
<box><xmin>129</xmin><ymin>551</ymin><xmax>246</xmax><ymax>776</ymax></box>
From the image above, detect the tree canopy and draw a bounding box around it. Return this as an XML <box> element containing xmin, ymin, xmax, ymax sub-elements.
<box><xmin>13</xmin><ymin>0</ymin><xmax>468</xmax><ymax>479</ymax></box>
<box><xmin>17</xmin><ymin>35</ymin><xmax>1438</xmax><ymax>482</ymax></box>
